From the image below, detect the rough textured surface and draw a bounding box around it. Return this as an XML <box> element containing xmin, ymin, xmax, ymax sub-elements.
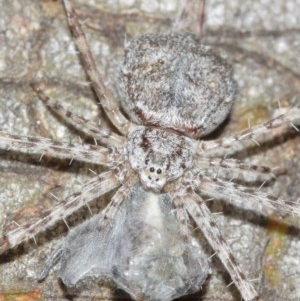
<box><xmin>121</xmin><ymin>33</ymin><xmax>235</xmax><ymax>138</ymax></box>
<box><xmin>0</xmin><ymin>0</ymin><xmax>299</xmax><ymax>301</ymax></box>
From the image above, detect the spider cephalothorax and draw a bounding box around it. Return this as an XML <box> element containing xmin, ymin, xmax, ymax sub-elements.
<box><xmin>127</xmin><ymin>126</ymin><xmax>197</xmax><ymax>191</ymax></box>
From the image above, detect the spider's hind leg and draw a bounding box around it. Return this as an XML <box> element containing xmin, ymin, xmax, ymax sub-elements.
<box><xmin>31</xmin><ymin>82</ymin><xmax>125</xmax><ymax>148</ymax></box>
<box><xmin>61</xmin><ymin>0</ymin><xmax>131</xmax><ymax>135</ymax></box>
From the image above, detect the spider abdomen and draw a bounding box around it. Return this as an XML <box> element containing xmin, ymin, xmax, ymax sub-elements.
<box><xmin>121</xmin><ymin>33</ymin><xmax>236</xmax><ymax>138</ymax></box>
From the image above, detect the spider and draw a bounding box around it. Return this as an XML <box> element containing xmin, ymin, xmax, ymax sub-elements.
<box><xmin>0</xmin><ymin>0</ymin><xmax>299</xmax><ymax>300</ymax></box>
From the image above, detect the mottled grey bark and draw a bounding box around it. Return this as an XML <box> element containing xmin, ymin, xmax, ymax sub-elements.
<box><xmin>0</xmin><ymin>0</ymin><xmax>299</xmax><ymax>300</ymax></box>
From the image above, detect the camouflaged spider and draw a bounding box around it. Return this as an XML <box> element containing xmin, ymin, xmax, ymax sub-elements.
<box><xmin>0</xmin><ymin>0</ymin><xmax>299</xmax><ymax>301</ymax></box>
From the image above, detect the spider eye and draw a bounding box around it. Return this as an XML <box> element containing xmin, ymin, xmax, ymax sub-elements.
<box><xmin>150</xmin><ymin>167</ymin><xmax>155</xmax><ymax>172</ymax></box>
<box><xmin>157</xmin><ymin>168</ymin><xmax>162</xmax><ymax>174</ymax></box>
<box><xmin>145</xmin><ymin>159</ymin><xmax>149</xmax><ymax>165</ymax></box>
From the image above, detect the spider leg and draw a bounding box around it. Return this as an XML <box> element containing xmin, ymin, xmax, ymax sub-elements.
<box><xmin>61</xmin><ymin>0</ymin><xmax>132</xmax><ymax>135</ymax></box>
<box><xmin>98</xmin><ymin>181</ymin><xmax>138</xmax><ymax>230</ymax></box>
<box><xmin>195</xmin><ymin>157</ymin><xmax>279</xmax><ymax>184</ymax></box>
<box><xmin>0</xmin><ymin>131</ymin><xmax>110</xmax><ymax>166</ymax></box>
<box><xmin>0</xmin><ymin>170</ymin><xmax>120</xmax><ymax>254</ymax></box>
<box><xmin>39</xmin><ymin>247</ymin><xmax>63</xmax><ymax>281</ymax></box>
<box><xmin>31</xmin><ymin>82</ymin><xmax>125</xmax><ymax>148</ymax></box>
<box><xmin>38</xmin><ymin>183</ymin><xmax>137</xmax><ymax>281</ymax></box>
<box><xmin>173</xmin><ymin>0</ymin><xmax>206</xmax><ymax>38</ymax></box>
<box><xmin>186</xmin><ymin>194</ymin><xmax>259</xmax><ymax>301</ymax></box>
<box><xmin>197</xmin><ymin>107</ymin><xmax>300</xmax><ymax>157</ymax></box>
<box><xmin>198</xmin><ymin>176</ymin><xmax>300</xmax><ymax>217</ymax></box>
<box><xmin>171</xmin><ymin>196</ymin><xmax>190</xmax><ymax>240</ymax></box>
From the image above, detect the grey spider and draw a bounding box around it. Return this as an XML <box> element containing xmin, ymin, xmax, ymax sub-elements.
<box><xmin>0</xmin><ymin>0</ymin><xmax>300</xmax><ymax>301</ymax></box>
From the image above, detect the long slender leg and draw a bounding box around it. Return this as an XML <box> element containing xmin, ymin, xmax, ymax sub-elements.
<box><xmin>198</xmin><ymin>107</ymin><xmax>300</xmax><ymax>157</ymax></box>
<box><xmin>61</xmin><ymin>0</ymin><xmax>132</xmax><ymax>135</ymax></box>
<box><xmin>197</xmin><ymin>176</ymin><xmax>300</xmax><ymax>216</ymax></box>
<box><xmin>0</xmin><ymin>170</ymin><xmax>120</xmax><ymax>254</ymax></box>
<box><xmin>171</xmin><ymin>196</ymin><xmax>190</xmax><ymax>240</ymax></box>
<box><xmin>38</xmin><ymin>185</ymin><xmax>133</xmax><ymax>281</ymax></box>
<box><xmin>173</xmin><ymin>0</ymin><xmax>206</xmax><ymax>38</ymax></box>
<box><xmin>0</xmin><ymin>131</ymin><xmax>110</xmax><ymax>166</ymax></box>
<box><xmin>39</xmin><ymin>247</ymin><xmax>63</xmax><ymax>280</ymax></box>
<box><xmin>195</xmin><ymin>157</ymin><xmax>279</xmax><ymax>183</ymax></box>
<box><xmin>98</xmin><ymin>182</ymin><xmax>136</xmax><ymax>230</ymax></box>
<box><xmin>32</xmin><ymin>82</ymin><xmax>125</xmax><ymax>148</ymax></box>
<box><xmin>186</xmin><ymin>194</ymin><xmax>259</xmax><ymax>301</ymax></box>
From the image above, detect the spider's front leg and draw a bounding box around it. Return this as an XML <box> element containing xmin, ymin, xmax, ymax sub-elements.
<box><xmin>198</xmin><ymin>175</ymin><xmax>300</xmax><ymax>217</ymax></box>
<box><xmin>38</xmin><ymin>180</ymin><xmax>137</xmax><ymax>281</ymax></box>
<box><xmin>0</xmin><ymin>170</ymin><xmax>120</xmax><ymax>255</ymax></box>
<box><xmin>186</xmin><ymin>193</ymin><xmax>259</xmax><ymax>301</ymax></box>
